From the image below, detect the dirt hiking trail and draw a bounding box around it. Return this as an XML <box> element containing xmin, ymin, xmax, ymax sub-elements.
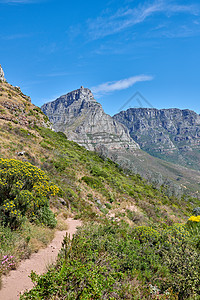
<box><xmin>0</xmin><ymin>218</ymin><xmax>82</xmax><ymax>300</ymax></box>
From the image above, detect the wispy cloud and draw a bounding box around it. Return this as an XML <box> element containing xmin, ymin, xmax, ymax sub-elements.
<box><xmin>91</xmin><ymin>75</ymin><xmax>153</xmax><ymax>95</ymax></box>
<box><xmin>151</xmin><ymin>24</ymin><xmax>200</xmax><ymax>38</ymax></box>
<box><xmin>87</xmin><ymin>1</ymin><xmax>200</xmax><ymax>39</ymax></box>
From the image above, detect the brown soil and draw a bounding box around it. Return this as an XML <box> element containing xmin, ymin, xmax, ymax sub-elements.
<box><xmin>0</xmin><ymin>218</ymin><xmax>82</xmax><ymax>300</ymax></box>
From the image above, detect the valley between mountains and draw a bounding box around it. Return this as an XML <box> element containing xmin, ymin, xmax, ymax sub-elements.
<box><xmin>0</xmin><ymin>67</ymin><xmax>200</xmax><ymax>299</ymax></box>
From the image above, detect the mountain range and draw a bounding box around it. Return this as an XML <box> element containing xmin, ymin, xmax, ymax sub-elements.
<box><xmin>41</xmin><ymin>87</ymin><xmax>200</xmax><ymax>197</ymax></box>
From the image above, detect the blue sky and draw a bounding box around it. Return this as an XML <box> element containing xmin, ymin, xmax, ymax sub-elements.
<box><xmin>0</xmin><ymin>0</ymin><xmax>200</xmax><ymax>115</ymax></box>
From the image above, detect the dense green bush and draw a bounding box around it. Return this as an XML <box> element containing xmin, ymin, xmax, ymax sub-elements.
<box><xmin>82</xmin><ymin>175</ymin><xmax>103</xmax><ymax>189</ymax></box>
<box><xmin>37</xmin><ymin>206</ymin><xmax>57</xmax><ymax>228</ymax></box>
<box><xmin>90</xmin><ymin>165</ymin><xmax>109</xmax><ymax>178</ymax></box>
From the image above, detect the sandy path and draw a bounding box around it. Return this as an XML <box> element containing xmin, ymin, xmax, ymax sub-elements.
<box><xmin>0</xmin><ymin>218</ymin><xmax>82</xmax><ymax>300</ymax></box>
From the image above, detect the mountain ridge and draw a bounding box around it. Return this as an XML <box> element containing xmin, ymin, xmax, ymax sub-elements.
<box><xmin>114</xmin><ymin>107</ymin><xmax>200</xmax><ymax>171</ymax></box>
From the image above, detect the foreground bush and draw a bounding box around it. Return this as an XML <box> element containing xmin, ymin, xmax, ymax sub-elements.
<box><xmin>21</xmin><ymin>221</ymin><xmax>200</xmax><ymax>299</ymax></box>
<box><xmin>0</xmin><ymin>158</ymin><xmax>59</xmax><ymax>228</ymax></box>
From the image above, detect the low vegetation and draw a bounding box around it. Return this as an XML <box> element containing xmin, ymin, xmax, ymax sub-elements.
<box><xmin>21</xmin><ymin>217</ymin><xmax>200</xmax><ymax>299</ymax></box>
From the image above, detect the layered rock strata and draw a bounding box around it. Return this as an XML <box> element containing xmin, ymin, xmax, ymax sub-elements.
<box><xmin>41</xmin><ymin>87</ymin><xmax>140</xmax><ymax>152</ymax></box>
<box><xmin>114</xmin><ymin>108</ymin><xmax>200</xmax><ymax>170</ymax></box>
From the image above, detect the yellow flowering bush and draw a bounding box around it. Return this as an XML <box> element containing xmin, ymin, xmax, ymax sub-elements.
<box><xmin>163</xmin><ymin>223</ymin><xmax>190</xmax><ymax>240</ymax></box>
<box><xmin>187</xmin><ymin>215</ymin><xmax>200</xmax><ymax>250</ymax></box>
<box><xmin>0</xmin><ymin>158</ymin><xmax>60</xmax><ymax>228</ymax></box>
<box><xmin>2</xmin><ymin>200</ymin><xmax>22</xmax><ymax>228</ymax></box>
<box><xmin>186</xmin><ymin>215</ymin><xmax>200</xmax><ymax>242</ymax></box>
<box><xmin>131</xmin><ymin>223</ymin><xmax>190</xmax><ymax>251</ymax></box>
<box><xmin>188</xmin><ymin>215</ymin><xmax>200</xmax><ymax>222</ymax></box>
<box><xmin>131</xmin><ymin>225</ymin><xmax>161</xmax><ymax>244</ymax></box>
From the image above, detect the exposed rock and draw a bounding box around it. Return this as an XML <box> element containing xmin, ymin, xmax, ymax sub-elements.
<box><xmin>0</xmin><ymin>65</ymin><xmax>6</xmax><ymax>82</ymax></box>
<box><xmin>0</xmin><ymin>80</ymin><xmax>52</xmax><ymax>129</ymax></box>
<box><xmin>41</xmin><ymin>87</ymin><xmax>140</xmax><ymax>152</ymax></box>
<box><xmin>58</xmin><ymin>198</ymin><xmax>67</xmax><ymax>206</ymax></box>
<box><xmin>114</xmin><ymin>108</ymin><xmax>200</xmax><ymax>171</ymax></box>
<box><xmin>17</xmin><ymin>151</ymin><xmax>26</xmax><ymax>156</ymax></box>
<box><xmin>96</xmin><ymin>199</ymin><xmax>102</xmax><ymax>205</ymax></box>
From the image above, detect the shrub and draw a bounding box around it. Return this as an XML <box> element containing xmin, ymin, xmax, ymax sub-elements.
<box><xmin>126</xmin><ymin>209</ymin><xmax>141</xmax><ymax>223</ymax></box>
<box><xmin>0</xmin><ymin>158</ymin><xmax>60</xmax><ymax>228</ymax></box>
<box><xmin>192</xmin><ymin>207</ymin><xmax>200</xmax><ymax>216</ymax></box>
<box><xmin>40</xmin><ymin>141</ymin><xmax>53</xmax><ymax>150</ymax></box>
<box><xmin>186</xmin><ymin>215</ymin><xmax>200</xmax><ymax>250</ymax></box>
<box><xmin>90</xmin><ymin>165</ymin><xmax>109</xmax><ymax>178</ymax></box>
<box><xmin>188</xmin><ymin>215</ymin><xmax>200</xmax><ymax>222</ymax></box>
<box><xmin>161</xmin><ymin>242</ymin><xmax>200</xmax><ymax>298</ymax></box>
<box><xmin>82</xmin><ymin>176</ymin><xmax>102</xmax><ymax>189</ymax></box>
<box><xmin>105</xmin><ymin>202</ymin><xmax>112</xmax><ymax>209</ymax></box>
<box><xmin>1</xmin><ymin>200</ymin><xmax>23</xmax><ymax>229</ymax></box>
<box><xmin>37</xmin><ymin>206</ymin><xmax>57</xmax><ymax>228</ymax></box>
<box><xmin>1</xmin><ymin>255</ymin><xmax>17</xmax><ymax>273</ymax></box>
<box><xmin>107</xmin><ymin>191</ymin><xmax>115</xmax><ymax>203</ymax></box>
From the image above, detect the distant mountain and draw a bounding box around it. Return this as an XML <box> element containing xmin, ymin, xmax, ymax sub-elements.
<box><xmin>41</xmin><ymin>86</ymin><xmax>139</xmax><ymax>152</ymax></box>
<box><xmin>41</xmin><ymin>88</ymin><xmax>200</xmax><ymax>197</ymax></box>
<box><xmin>114</xmin><ymin>108</ymin><xmax>200</xmax><ymax>171</ymax></box>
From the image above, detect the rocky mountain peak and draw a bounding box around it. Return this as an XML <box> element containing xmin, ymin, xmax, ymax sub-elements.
<box><xmin>69</xmin><ymin>86</ymin><xmax>95</xmax><ymax>102</ymax></box>
<box><xmin>60</xmin><ymin>86</ymin><xmax>96</xmax><ymax>105</ymax></box>
<box><xmin>79</xmin><ymin>86</ymin><xmax>94</xmax><ymax>99</ymax></box>
<box><xmin>41</xmin><ymin>87</ymin><xmax>140</xmax><ymax>152</ymax></box>
<box><xmin>0</xmin><ymin>64</ymin><xmax>6</xmax><ymax>82</ymax></box>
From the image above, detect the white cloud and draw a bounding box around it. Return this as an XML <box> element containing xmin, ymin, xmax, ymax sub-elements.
<box><xmin>91</xmin><ymin>75</ymin><xmax>153</xmax><ymax>95</ymax></box>
<box><xmin>87</xmin><ymin>1</ymin><xmax>200</xmax><ymax>39</ymax></box>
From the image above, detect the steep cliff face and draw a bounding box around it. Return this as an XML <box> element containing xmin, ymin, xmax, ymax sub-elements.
<box><xmin>41</xmin><ymin>87</ymin><xmax>139</xmax><ymax>152</ymax></box>
<box><xmin>114</xmin><ymin>108</ymin><xmax>200</xmax><ymax>170</ymax></box>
